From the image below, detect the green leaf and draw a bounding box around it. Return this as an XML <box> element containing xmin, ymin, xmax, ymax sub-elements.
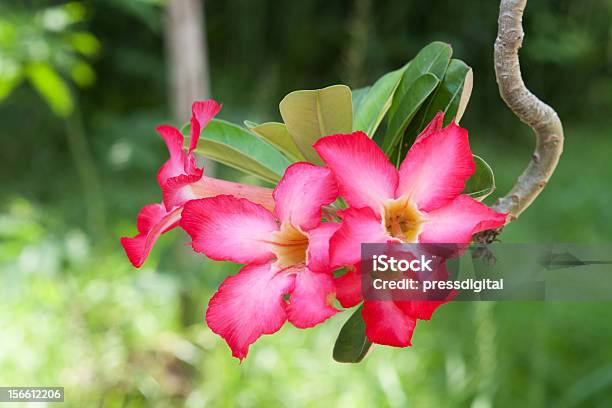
<box><xmin>243</xmin><ymin>120</ymin><xmax>259</xmax><ymax>129</ymax></box>
<box><xmin>417</xmin><ymin>59</ymin><xmax>473</xmax><ymax>130</ymax></box>
<box><xmin>382</xmin><ymin>73</ymin><xmax>440</xmax><ymax>155</ymax></box>
<box><xmin>279</xmin><ymin>85</ymin><xmax>352</xmax><ymax>164</ymax></box>
<box><xmin>464</xmin><ymin>155</ymin><xmax>496</xmax><ymax>201</ymax></box>
<box><xmin>397</xmin><ymin>59</ymin><xmax>473</xmax><ymax>158</ymax></box>
<box><xmin>333</xmin><ymin>305</ymin><xmax>372</xmax><ymax>363</ymax></box>
<box><xmin>249</xmin><ymin>122</ymin><xmax>305</xmax><ymax>162</ymax></box>
<box><xmin>26</xmin><ymin>63</ymin><xmax>74</xmax><ymax>117</ymax></box>
<box><xmin>192</xmin><ymin>119</ymin><xmax>291</xmax><ymax>184</ymax></box>
<box><xmin>0</xmin><ymin>70</ymin><xmax>22</xmax><ymax>102</ymax></box>
<box><xmin>388</xmin><ymin>42</ymin><xmax>452</xmax><ymax>122</ymax></box>
<box><xmin>351</xmin><ymin>86</ymin><xmax>371</xmax><ymax>120</ymax></box>
<box><xmin>353</xmin><ymin>65</ymin><xmax>407</xmax><ymax>137</ymax></box>
<box><xmin>433</xmin><ymin>59</ymin><xmax>473</xmax><ymax>125</ymax></box>
<box><xmin>69</xmin><ymin>32</ymin><xmax>101</xmax><ymax>57</ymax></box>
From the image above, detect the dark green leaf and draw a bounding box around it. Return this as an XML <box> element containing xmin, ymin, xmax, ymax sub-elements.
<box><xmin>382</xmin><ymin>73</ymin><xmax>440</xmax><ymax>155</ymax></box>
<box><xmin>415</xmin><ymin>59</ymin><xmax>473</xmax><ymax>130</ymax></box>
<box><xmin>191</xmin><ymin>119</ymin><xmax>291</xmax><ymax>183</ymax></box>
<box><xmin>397</xmin><ymin>59</ymin><xmax>473</xmax><ymax>158</ymax></box>
<box><xmin>333</xmin><ymin>305</ymin><xmax>372</xmax><ymax>363</ymax></box>
<box><xmin>387</xmin><ymin>42</ymin><xmax>452</xmax><ymax>122</ymax></box>
<box><xmin>464</xmin><ymin>155</ymin><xmax>496</xmax><ymax>201</ymax></box>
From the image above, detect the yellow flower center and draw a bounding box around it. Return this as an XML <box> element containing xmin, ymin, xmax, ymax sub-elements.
<box><xmin>382</xmin><ymin>197</ymin><xmax>424</xmax><ymax>242</ymax></box>
<box><xmin>269</xmin><ymin>223</ymin><xmax>309</xmax><ymax>268</ymax></box>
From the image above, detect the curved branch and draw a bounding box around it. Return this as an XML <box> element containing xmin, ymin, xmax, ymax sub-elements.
<box><xmin>492</xmin><ymin>0</ymin><xmax>564</xmax><ymax>221</ymax></box>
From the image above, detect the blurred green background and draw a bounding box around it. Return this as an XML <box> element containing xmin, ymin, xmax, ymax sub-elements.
<box><xmin>1</xmin><ymin>0</ymin><xmax>611</xmax><ymax>406</ymax></box>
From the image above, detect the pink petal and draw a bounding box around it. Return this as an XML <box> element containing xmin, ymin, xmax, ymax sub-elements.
<box><xmin>162</xmin><ymin>173</ymin><xmax>204</xmax><ymax>211</ymax></box>
<box><xmin>189</xmin><ymin>100</ymin><xmax>222</xmax><ymax>154</ymax></box>
<box><xmin>205</xmin><ymin>262</ymin><xmax>295</xmax><ymax>360</ymax></box>
<box><xmin>120</xmin><ymin>204</ymin><xmax>182</xmax><ymax>268</ymax></box>
<box><xmin>287</xmin><ymin>268</ymin><xmax>338</xmax><ymax>328</ymax></box>
<box><xmin>180</xmin><ymin>195</ymin><xmax>278</xmax><ymax>264</ymax></box>
<box><xmin>395</xmin><ymin>260</ymin><xmax>456</xmax><ymax>320</ymax></box>
<box><xmin>397</xmin><ymin>119</ymin><xmax>475</xmax><ymax>212</ymax></box>
<box><xmin>362</xmin><ymin>301</ymin><xmax>416</xmax><ymax>347</ymax></box>
<box><xmin>156</xmin><ymin>125</ymin><xmax>188</xmax><ymax>187</ymax></box>
<box><xmin>273</xmin><ymin>163</ymin><xmax>338</xmax><ymax>231</ymax></box>
<box><xmin>334</xmin><ymin>265</ymin><xmax>362</xmax><ymax>308</ymax></box>
<box><xmin>419</xmin><ymin>195</ymin><xmax>507</xmax><ymax>244</ymax></box>
<box><xmin>329</xmin><ymin>207</ymin><xmax>394</xmax><ymax>267</ymax></box>
<box><xmin>314</xmin><ymin>132</ymin><xmax>398</xmax><ymax>213</ymax></box>
<box><xmin>162</xmin><ymin>174</ymin><xmax>275</xmax><ymax>212</ymax></box>
<box><xmin>396</xmin><ymin>299</ymin><xmax>449</xmax><ymax>321</ymax></box>
<box><xmin>306</xmin><ymin>222</ymin><xmax>341</xmax><ymax>272</ymax></box>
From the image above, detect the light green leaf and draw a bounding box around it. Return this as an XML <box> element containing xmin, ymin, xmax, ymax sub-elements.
<box><xmin>464</xmin><ymin>155</ymin><xmax>496</xmax><ymax>201</ymax></box>
<box><xmin>69</xmin><ymin>32</ymin><xmax>101</xmax><ymax>57</ymax></box>
<box><xmin>0</xmin><ymin>71</ymin><xmax>22</xmax><ymax>102</ymax></box>
<box><xmin>70</xmin><ymin>61</ymin><xmax>96</xmax><ymax>87</ymax></box>
<box><xmin>388</xmin><ymin>42</ymin><xmax>452</xmax><ymax>122</ymax></box>
<box><xmin>249</xmin><ymin>122</ymin><xmax>305</xmax><ymax>162</ymax></box>
<box><xmin>333</xmin><ymin>305</ymin><xmax>372</xmax><ymax>363</ymax></box>
<box><xmin>243</xmin><ymin>120</ymin><xmax>259</xmax><ymax>129</ymax></box>
<box><xmin>382</xmin><ymin>73</ymin><xmax>440</xmax><ymax>154</ymax></box>
<box><xmin>351</xmin><ymin>86</ymin><xmax>371</xmax><ymax>119</ymax></box>
<box><xmin>353</xmin><ymin>65</ymin><xmax>407</xmax><ymax>137</ymax></box>
<box><xmin>279</xmin><ymin>84</ymin><xmax>352</xmax><ymax>164</ymax></box>
<box><xmin>26</xmin><ymin>63</ymin><xmax>74</xmax><ymax>117</ymax></box>
<box><xmin>192</xmin><ymin>119</ymin><xmax>291</xmax><ymax>184</ymax></box>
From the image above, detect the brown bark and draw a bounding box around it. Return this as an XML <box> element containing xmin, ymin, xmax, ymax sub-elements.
<box><xmin>164</xmin><ymin>0</ymin><xmax>210</xmax><ymax>121</ymax></box>
<box><xmin>492</xmin><ymin>0</ymin><xmax>564</xmax><ymax>221</ymax></box>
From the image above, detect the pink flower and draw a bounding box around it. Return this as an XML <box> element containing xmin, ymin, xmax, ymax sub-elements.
<box><xmin>180</xmin><ymin>162</ymin><xmax>340</xmax><ymax>360</ymax></box>
<box><xmin>313</xmin><ymin>112</ymin><xmax>507</xmax><ymax>347</ymax></box>
<box><xmin>121</xmin><ymin>100</ymin><xmax>274</xmax><ymax>268</ymax></box>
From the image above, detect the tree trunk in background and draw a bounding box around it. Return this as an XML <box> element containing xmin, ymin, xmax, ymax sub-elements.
<box><xmin>164</xmin><ymin>0</ymin><xmax>211</xmax><ymax>121</ymax></box>
<box><xmin>164</xmin><ymin>0</ymin><xmax>214</xmax><ymax>330</ymax></box>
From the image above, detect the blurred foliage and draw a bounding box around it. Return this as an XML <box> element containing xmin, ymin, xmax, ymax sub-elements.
<box><xmin>1</xmin><ymin>0</ymin><xmax>612</xmax><ymax>406</ymax></box>
<box><xmin>0</xmin><ymin>1</ymin><xmax>100</xmax><ymax>116</ymax></box>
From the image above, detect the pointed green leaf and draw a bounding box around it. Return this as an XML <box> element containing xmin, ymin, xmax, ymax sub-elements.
<box><xmin>382</xmin><ymin>73</ymin><xmax>440</xmax><ymax>155</ymax></box>
<box><xmin>191</xmin><ymin>119</ymin><xmax>291</xmax><ymax>184</ymax></box>
<box><xmin>388</xmin><ymin>42</ymin><xmax>452</xmax><ymax>122</ymax></box>
<box><xmin>464</xmin><ymin>155</ymin><xmax>496</xmax><ymax>201</ymax></box>
<box><xmin>353</xmin><ymin>64</ymin><xmax>407</xmax><ymax>137</ymax></box>
<box><xmin>279</xmin><ymin>85</ymin><xmax>352</xmax><ymax>164</ymax></box>
<box><xmin>333</xmin><ymin>305</ymin><xmax>372</xmax><ymax>363</ymax></box>
<box><xmin>249</xmin><ymin>122</ymin><xmax>305</xmax><ymax>162</ymax></box>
